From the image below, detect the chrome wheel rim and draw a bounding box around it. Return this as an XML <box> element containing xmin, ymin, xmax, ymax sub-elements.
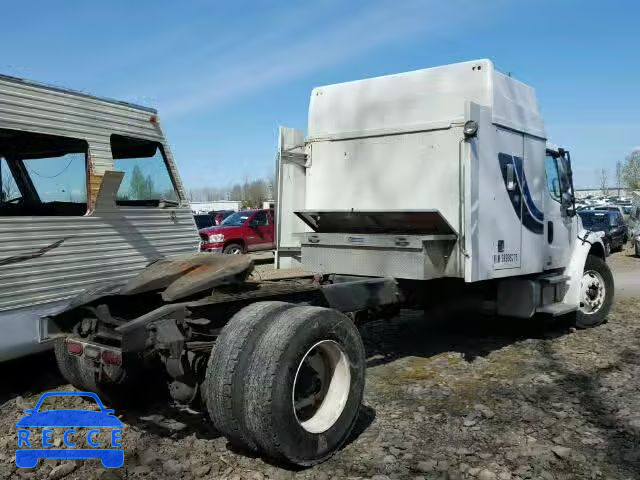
<box><xmin>580</xmin><ymin>270</ymin><xmax>606</xmax><ymax>315</ymax></box>
<box><xmin>292</xmin><ymin>340</ymin><xmax>351</xmax><ymax>434</ymax></box>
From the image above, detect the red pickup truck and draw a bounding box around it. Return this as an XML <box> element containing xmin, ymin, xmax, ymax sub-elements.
<box><xmin>199</xmin><ymin>209</ymin><xmax>275</xmax><ymax>254</ymax></box>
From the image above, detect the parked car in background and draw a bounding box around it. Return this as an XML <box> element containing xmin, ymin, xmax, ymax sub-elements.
<box><xmin>580</xmin><ymin>204</ymin><xmax>626</xmax><ymax>217</ymax></box>
<box><xmin>209</xmin><ymin>210</ymin><xmax>235</xmax><ymax>225</ymax></box>
<box><xmin>193</xmin><ymin>214</ymin><xmax>215</xmax><ymax>230</ymax></box>
<box><xmin>200</xmin><ymin>209</ymin><xmax>275</xmax><ymax>254</ymax></box>
<box><xmin>578</xmin><ymin>210</ymin><xmax>628</xmax><ymax>253</ymax></box>
<box><xmin>635</xmin><ymin>230</ymin><xmax>640</xmax><ymax>257</ymax></box>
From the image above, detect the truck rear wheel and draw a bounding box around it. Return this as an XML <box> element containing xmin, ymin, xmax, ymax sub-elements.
<box><xmin>575</xmin><ymin>254</ymin><xmax>614</xmax><ymax>328</ymax></box>
<box><xmin>204</xmin><ymin>301</ymin><xmax>295</xmax><ymax>451</ymax></box>
<box><xmin>243</xmin><ymin>305</ymin><xmax>366</xmax><ymax>466</ymax></box>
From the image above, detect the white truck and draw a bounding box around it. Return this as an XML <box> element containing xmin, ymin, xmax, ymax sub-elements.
<box><xmin>41</xmin><ymin>59</ymin><xmax>612</xmax><ymax>466</ymax></box>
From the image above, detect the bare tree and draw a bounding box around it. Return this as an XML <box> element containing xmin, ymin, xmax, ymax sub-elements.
<box><xmin>615</xmin><ymin>160</ymin><xmax>622</xmax><ymax>197</ymax></box>
<box><xmin>622</xmin><ymin>148</ymin><xmax>640</xmax><ymax>190</ymax></box>
<box><xmin>0</xmin><ymin>163</ymin><xmax>18</xmax><ymax>202</ymax></box>
<box><xmin>229</xmin><ymin>184</ymin><xmax>243</xmax><ymax>201</ymax></box>
<box><xmin>598</xmin><ymin>168</ymin><xmax>608</xmax><ymax>196</ymax></box>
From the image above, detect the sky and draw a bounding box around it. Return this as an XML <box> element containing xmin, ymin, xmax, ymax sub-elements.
<box><xmin>0</xmin><ymin>0</ymin><xmax>638</xmax><ymax>190</ymax></box>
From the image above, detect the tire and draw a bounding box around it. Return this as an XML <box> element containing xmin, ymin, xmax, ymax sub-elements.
<box><xmin>574</xmin><ymin>254</ymin><xmax>614</xmax><ymax>329</ymax></box>
<box><xmin>243</xmin><ymin>306</ymin><xmax>366</xmax><ymax>466</ymax></box>
<box><xmin>204</xmin><ymin>301</ymin><xmax>295</xmax><ymax>451</ymax></box>
<box><xmin>54</xmin><ymin>338</ymin><xmax>87</xmax><ymax>390</ymax></box>
<box><xmin>223</xmin><ymin>243</ymin><xmax>244</xmax><ymax>255</ymax></box>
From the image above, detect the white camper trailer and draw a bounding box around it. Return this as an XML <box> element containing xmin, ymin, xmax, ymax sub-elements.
<box><xmin>48</xmin><ymin>60</ymin><xmax>612</xmax><ymax>467</ymax></box>
<box><xmin>0</xmin><ymin>74</ymin><xmax>199</xmax><ymax>361</ymax></box>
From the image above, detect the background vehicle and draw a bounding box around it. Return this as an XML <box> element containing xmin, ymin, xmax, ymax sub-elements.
<box><xmin>50</xmin><ymin>60</ymin><xmax>614</xmax><ymax>467</ymax></box>
<box><xmin>580</xmin><ymin>204</ymin><xmax>626</xmax><ymax>217</ymax></box>
<box><xmin>578</xmin><ymin>210</ymin><xmax>628</xmax><ymax>253</ymax></box>
<box><xmin>209</xmin><ymin>209</ymin><xmax>235</xmax><ymax>225</ymax></box>
<box><xmin>199</xmin><ymin>209</ymin><xmax>274</xmax><ymax>254</ymax></box>
<box><xmin>194</xmin><ymin>214</ymin><xmax>215</xmax><ymax>230</ymax></box>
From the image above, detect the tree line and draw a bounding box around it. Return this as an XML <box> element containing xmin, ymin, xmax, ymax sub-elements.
<box><xmin>188</xmin><ymin>176</ymin><xmax>274</xmax><ymax>209</ymax></box>
<box><xmin>598</xmin><ymin>148</ymin><xmax>640</xmax><ymax>195</ymax></box>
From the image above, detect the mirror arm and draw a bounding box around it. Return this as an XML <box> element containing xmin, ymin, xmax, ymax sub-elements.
<box><xmin>565</xmin><ymin>150</ymin><xmax>577</xmax><ymax>217</ymax></box>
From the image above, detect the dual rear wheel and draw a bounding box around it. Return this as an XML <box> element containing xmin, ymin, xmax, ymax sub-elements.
<box><xmin>204</xmin><ymin>302</ymin><xmax>366</xmax><ymax>466</ymax></box>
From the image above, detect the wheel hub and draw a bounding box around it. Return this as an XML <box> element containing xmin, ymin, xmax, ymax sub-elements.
<box><xmin>579</xmin><ymin>270</ymin><xmax>606</xmax><ymax>315</ymax></box>
<box><xmin>292</xmin><ymin>340</ymin><xmax>351</xmax><ymax>434</ymax></box>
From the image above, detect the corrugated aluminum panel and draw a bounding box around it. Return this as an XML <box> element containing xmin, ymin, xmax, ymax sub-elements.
<box><xmin>0</xmin><ymin>209</ymin><xmax>199</xmax><ymax>312</ymax></box>
<box><xmin>0</xmin><ymin>76</ymin><xmax>199</xmax><ymax>315</ymax></box>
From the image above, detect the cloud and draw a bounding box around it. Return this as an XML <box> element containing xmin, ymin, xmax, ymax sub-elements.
<box><xmin>133</xmin><ymin>0</ymin><xmax>491</xmax><ymax>117</ymax></box>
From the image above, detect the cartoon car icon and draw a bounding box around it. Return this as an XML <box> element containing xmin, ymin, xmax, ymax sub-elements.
<box><xmin>15</xmin><ymin>391</ymin><xmax>123</xmax><ymax>468</ymax></box>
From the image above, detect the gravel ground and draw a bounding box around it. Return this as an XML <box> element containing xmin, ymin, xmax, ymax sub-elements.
<box><xmin>0</xmin><ymin>248</ymin><xmax>638</xmax><ymax>480</ymax></box>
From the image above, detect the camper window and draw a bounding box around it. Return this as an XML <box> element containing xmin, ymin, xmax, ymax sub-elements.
<box><xmin>0</xmin><ymin>128</ymin><xmax>88</xmax><ymax>216</ymax></box>
<box><xmin>110</xmin><ymin>135</ymin><xmax>179</xmax><ymax>207</ymax></box>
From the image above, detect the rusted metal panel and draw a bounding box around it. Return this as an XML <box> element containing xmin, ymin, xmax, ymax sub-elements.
<box><xmin>119</xmin><ymin>253</ymin><xmax>253</xmax><ymax>301</ymax></box>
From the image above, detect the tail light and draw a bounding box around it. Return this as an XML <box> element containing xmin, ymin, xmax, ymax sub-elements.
<box><xmin>66</xmin><ymin>340</ymin><xmax>83</xmax><ymax>356</ymax></box>
<box><xmin>102</xmin><ymin>350</ymin><xmax>122</xmax><ymax>366</ymax></box>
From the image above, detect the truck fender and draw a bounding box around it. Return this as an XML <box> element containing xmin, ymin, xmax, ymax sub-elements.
<box><xmin>563</xmin><ymin>229</ymin><xmax>606</xmax><ymax>307</ymax></box>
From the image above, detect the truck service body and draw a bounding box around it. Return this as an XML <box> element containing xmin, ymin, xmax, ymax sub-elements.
<box><xmin>1</xmin><ymin>60</ymin><xmax>613</xmax><ymax>466</ymax></box>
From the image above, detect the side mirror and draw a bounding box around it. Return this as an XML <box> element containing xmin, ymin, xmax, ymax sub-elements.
<box><xmin>561</xmin><ymin>192</ymin><xmax>575</xmax><ymax>217</ymax></box>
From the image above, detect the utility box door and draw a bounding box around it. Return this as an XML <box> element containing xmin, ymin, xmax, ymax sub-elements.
<box><xmin>275</xmin><ymin>127</ymin><xmax>307</xmax><ymax>269</ymax></box>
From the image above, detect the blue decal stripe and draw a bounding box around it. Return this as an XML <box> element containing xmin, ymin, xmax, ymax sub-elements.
<box><xmin>498</xmin><ymin>153</ymin><xmax>543</xmax><ymax>235</ymax></box>
<box><xmin>512</xmin><ymin>156</ymin><xmax>544</xmax><ymax>223</ymax></box>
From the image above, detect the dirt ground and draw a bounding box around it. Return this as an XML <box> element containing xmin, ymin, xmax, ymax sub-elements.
<box><xmin>0</xmin><ymin>248</ymin><xmax>638</xmax><ymax>480</ymax></box>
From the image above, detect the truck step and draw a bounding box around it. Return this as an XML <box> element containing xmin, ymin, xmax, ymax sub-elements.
<box><xmin>536</xmin><ymin>302</ymin><xmax>577</xmax><ymax>316</ymax></box>
<box><xmin>537</xmin><ymin>274</ymin><xmax>571</xmax><ymax>285</ymax></box>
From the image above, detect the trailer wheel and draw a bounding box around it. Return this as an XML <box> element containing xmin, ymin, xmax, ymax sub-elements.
<box><xmin>244</xmin><ymin>306</ymin><xmax>365</xmax><ymax>466</ymax></box>
<box><xmin>575</xmin><ymin>254</ymin><xmax>614</xmax><ymax>328</ymax></box>
<box><xmin>204</xmin><ymin>301</ymin><xmax>295</xmax><ymax>451</ymax></box>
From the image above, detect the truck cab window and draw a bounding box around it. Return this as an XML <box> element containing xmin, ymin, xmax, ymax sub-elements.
<box><xmin>250</xmin><ymin>211</ymin><xmax>269</xmax><ymax>226</ymax></box>
<box><xmin>545</xmin><ymin>152</ymin><xmax>573</xmax><ymax>203</ymax></box>
<box><xmin>110</xmin><ymin>135</ymin><xmax>179</xmax><ymax>207</ymax></box>
<box><xmin>0</xmin><ymin>128</ymin><xmax>88</xmax><ymax>216</ymax></box>
<box><xmin>544</xmin><ymin>154</ymin><xmax>561</xmax><ymax>201</ymax></box>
